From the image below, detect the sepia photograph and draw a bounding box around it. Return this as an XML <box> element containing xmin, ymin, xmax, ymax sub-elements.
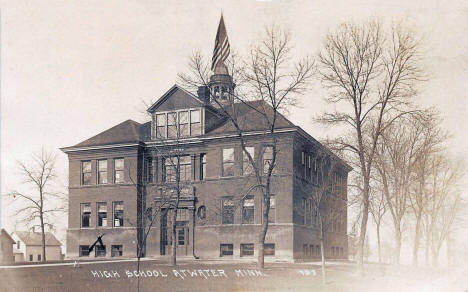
<box><xmin>0</xmin><ymin>1</ymin><xmax>467</xmax><ymax>291</ymax></box>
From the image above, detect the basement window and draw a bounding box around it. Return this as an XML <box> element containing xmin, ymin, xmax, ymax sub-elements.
<box><xmin>220</xmin><ymin>244</ymin><xmax>233</xmax><ymax>257</ymax></box>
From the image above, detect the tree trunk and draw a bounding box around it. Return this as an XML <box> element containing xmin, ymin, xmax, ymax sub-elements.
<box><xmin>137</xmin><ymin>256</ymin><xmax>141</xmax><ymax>292</ymax></box>
<box><xmin>320</xmin><ymin>223</ymin><xmax>326</xmax><ymax>285</ymax></box>
<box><xmin>171</xmin><ymin>209</ymin><xmax>177</xmax><ymax>267</ymax></box>
<box><xmin>40</xmin><ymin>213</ymin><xmax>46</xmax><ymax>262</ymax></box>
<box><xmin>425</xmin><ymin>227</ymin><xmax>430</xmax><ymax>266</ymax></box>
<box><xmin>446</xmin><ymin>233</ymin><xmax>451</xmax><ymax>270</ymax></box>
<box><xmin>394</xmin><ymin>228</ymin><xmax>402</xmax><ymax>264</ymax></box>
<box><xmin>357</xmin><ymin>183</ymin><xmax>370</xmax><ymax>274</ymax></box>
<box><xmin>376</xmin><ymin>224</ymin><xmax>382</xmax><ymax>264</ymax></box>
<box><xmin>257</xmin><ymin>196</ymin><xmax>270</xmax><ymax>269</ymax></box>
<box><xmin>412</xmin><ymin>213</ymin><xmax>422</xmax><ymax>266</ymax></box>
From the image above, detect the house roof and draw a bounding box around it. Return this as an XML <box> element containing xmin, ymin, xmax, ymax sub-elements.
<box><xmin>14</xmin><ymin>231</ymin><xmax>61</xmax><ymax>246</ymax></box>
<box><xmin>0</xmin><ymin>229</ymin><xmax>15</xmax><ymax>243</ymax></box>
<box><xmin>205</xmin><ymin>100</ymin><xmax>295</xmax><ymax>135</ymax></box>
<box><xmin>66</xmin><ymin>119</ymin><xmax>145</xmax><ymax>149</ymax></box>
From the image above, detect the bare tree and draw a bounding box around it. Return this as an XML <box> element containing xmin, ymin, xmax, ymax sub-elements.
<box><xmin>408</xmin><ymin>111</ymin><xmax>446</xmax><ymax>266</ymax></box>
<box><xmin>374</xmin><ymin>117</ymin><xmax>422</xmax><ymax>264</ymax></box>
<box><xmin>317</xmin><ymin>20</ymin><xmax>424</xmax><ymax>272</ymax></box>
<box><xmin>305</xmin><ymin>149</ymin><xmax>346</xmax><ymax>284</ymax></box>
<box><xmin>7</xmin><ymin>149</ymin><xmax>66</xmax><ymax>262</ymax></box>
<box><xmin>424</xmin><ymin>155</ymin><xmax>464</xmax><ymax>267</ymax></box>
<box><xmin>179</xmin><ymin>25</ymin><xmax>314</xmax><ymax>268</ymax></box>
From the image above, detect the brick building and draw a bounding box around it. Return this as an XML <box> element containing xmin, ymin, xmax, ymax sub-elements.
<box><xmin>61</xmin><ymin>18</ymin><xmax>350</xmax><ymax>262</ymax></box>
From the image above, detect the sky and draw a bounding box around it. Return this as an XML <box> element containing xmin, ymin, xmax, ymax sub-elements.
<box><xmin>1</xmin><ymin>0</ymin><xmax>467</xmax><ymax>252</ymax></box>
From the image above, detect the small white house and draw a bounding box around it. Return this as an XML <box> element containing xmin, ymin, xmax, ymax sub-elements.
<box><xmin>11</xmin><ymin>231</ymin><xmax>62</xmax><ymax>262</ymax></box>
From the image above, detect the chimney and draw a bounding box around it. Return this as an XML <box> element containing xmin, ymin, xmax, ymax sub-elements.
<box><xmin>197</xmin><ymin>86</ymin><xmax>210</xmax><ymax>103</ymax></box>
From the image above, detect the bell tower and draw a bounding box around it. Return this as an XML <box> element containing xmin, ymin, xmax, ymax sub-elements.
<box><xmin>207</xmin><ymin>14</ymin><xmax>235</xmax><ymax>106</ymax></box>
<box><xmin>208</xmin><ymin>62</ymin><xmax>235</xmax><ymax>105</ymax></box>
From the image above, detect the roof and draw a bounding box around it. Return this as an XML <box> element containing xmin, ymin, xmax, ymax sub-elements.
<box><xmin>0</xmin><ymin>229</ymin><xmax>15</xmax><ymax>243</ymax></box>
<box><xmin>66</xmin><ymin>119</ymin><xmax>145</xmax><ymax>149</ymax></box>
<box><xmin>14</xmin><ymin>231</ymin><xmax>61</xmax><ymax>246</ymax></box>
<box><xmin>60</xmin><ymin>84</ymin><xmax>350</xmax><ymax>170</ymax></box>
<box><xmin>206</xmin><ymin>100</ymin><xmax>295</xmax><ymax>135</ymax></box>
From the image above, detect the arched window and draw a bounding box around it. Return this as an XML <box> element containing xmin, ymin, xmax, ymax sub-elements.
<box><xmin>214</xmin><ymin>86</ymin><xmax>220</xmax><ymax>99</ymax></box>
<box><xmin>221</xmin><ymin>86</ymin><xmax>228</xmax><ymax>99</ymax></box>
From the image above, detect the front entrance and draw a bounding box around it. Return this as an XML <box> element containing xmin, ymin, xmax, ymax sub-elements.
<box><xmin>160</xmin><ymin>208</ymin><xmax>191</xmax><ymax>256</ymax></box>
<box><xmin>176</xmin><ymin>222</ymin><xmax>189</xmax><ymax>256</ymax></box>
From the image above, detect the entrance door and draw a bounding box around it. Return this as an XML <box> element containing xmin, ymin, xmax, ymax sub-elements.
<box><xmin>160</xmin><ymin>209</ymin><xmax>189</xmax><ymax>256</ymax></box>
<box><xmin>176</xmin><ymin>224</ymin><xmax>189</xmax><ymax>256</ymax></box>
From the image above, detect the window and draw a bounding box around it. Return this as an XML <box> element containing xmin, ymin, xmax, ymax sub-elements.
<box><xmin>111</xmin><ymin>245</ymin><xmax>123</xmax><ymax>257</ymax></box>
<box><xmin>242</xmin><ymin>195</ymin><xmax>254</xmax><ymax>224</ymax></box>
<box><xmin>79</xmin><ymin>245</ymin><xmax>90</xmax><ymax>257</ymax></box>
<box><xmin>242</xmin><ymin>147</ymin><xmax>255</xmax><ymax>176</ymax></box>
<box><xmin>98</xmin><ymin>159</ymin><xmax>107</xmax><ymax>184</ymax></box>
<box><xmin>81</xmin><ymin>203</ymin><xmax>91</xmax><ymax>228</ymax></box>
<box><xmin>156</xmin><ymin>113</ymin><xmax>166</xmax><ymax>138</ymax></box>
<box><xmin>164</xmin><ymin>156</ymin><xmax>191</xmax><ymax>182</ymax></box>
<box><xmin>220</xmin><ymin>244</ymin><xmax>233</xmax><ymax>257</ymax></box>
<box><xmin>313</xmin><ymin>157</ymin><xmax>319</xmax><ymax>185</ymax></box>
<box><xmin>29</xmin><ymin>255</ymin><xmax>33</xmax><ymax>262</ymax></box>
<box><xmin>221</xmin><ymin>86</ymin><xmax>228</xmax><ymax>99</ymax></box>
<box><xmin>113</xmin><ymin>201</ymin><xmax>124</xmax><ymax>227</ymax></box>
<box><xmin>200</xmin><ymin>154</ymin><xmax>206</xmax><ymax>180</ymax></box>
<box><xmin>17</xmin><ymin>241</ymin><xmax>20</xmax><ymax>249</ymax></box>
<box><xmin>146</xmin><ymin>157</ymin><xmax>153</xmax><ymax>183</ymax></box>
<box><xmin>180</xmin><ymin>156</ymin><xmax>191</xmax><ymax>181</ymax></box>
<box><xmin>263</xmin><ymin>146</ymin><xmax>275</xmax><ymax>174</ymax></box>
<box><xmin>316</xmin><ymin>245</ymin><xmax>321</xmax><ymax>257</ymax></box>
<box><xmin>177</xmin><ymin>229</ymin><xmax>185</xmax><ymax>246</ymax></box>
<box><xmin>167</xmin><ymin>112</ymin><xmax>177</xmax><ymax>138</ymax></box>
<box><xmin>301</xmin><ymin>198</ymin><xmax>307</xmax><ymax>225</ymax></box>
<box><xmin>164</xmin><ymin>158</ymin><xmax>175</xmax><ymax>183</ymax></box>
<box><xmin>222</xmin><ymin>148</ymin><xmax>235</xmax><ymax>177</ymax></box>
<box><xmin>82</xmin><ymin>161</ymin><xmax>92</xmax><ymax>185</ymax></box>
<box><xmin>190</xmin><ymin>110</ymin><xmax>201</xmax><ymax>136</ymax></box>
<box><xmin>308</xmin><ymin>154</ymin><xmax>312</xmax><ymax>181</ymax></box>
<box><xmin>268</xmin><ymin>195</ymin><xmax>276</xmax><ymax>223</ymax></box>
<box><xmin>95</xmin><ymin>245</ymin><xmax>106</xmax><ymax>257</ymax></box>
<box><xmin>37</xmin><ymin>254</ymin><xmax>41</xmax><ymax>261</ymax></box>
<box><xmin>303</xmin><ymin>244</ymin><xmax>308</xmax><ymax>256</ymax></box>
<box><xmin>97</xmin><ymin>202</ymin><xmax>107</xmax><ymax>227</ymax></box>
<box><xmin>240</xmin><ymin>243</ymin><xmax>254</xmax><ymax>257</ymax></box>
<box><xmin>114</xmin><ymin>158</ymin><xmax>124</xmax><ymax>183</ymax></box>
<box><xmin>309</xmin><ymin>244</ymin><xmax>314</xmax><ymax>257</ymax></box>
<box><xmin>301</xmin><ymin>151</ymin><xmax>307</xmax><ymax>178</ymax></box>
<box><xmin>174</xmin><ymin>111</ymin><xmax>187</xmax><ymax>137</ymax></box>
<box><xmin>221</xmin><ymin>198</ymin><xmax>234</xmax><ymax>224</ymax></box>
<box><xmin>264</xmin><ymin>243</ymin><xmax>275</xmax><ymax>256</ymax></box>
<box><xmin>305</xmin><ymin>199</ymin><xmax>312</xmax><ymax>226</ymax></box>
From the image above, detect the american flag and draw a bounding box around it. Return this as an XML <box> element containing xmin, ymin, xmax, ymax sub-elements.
<box><xmin>211</xmin><ymin>15</ymin><xmax>230</xmax><ymax>71</ymax></box>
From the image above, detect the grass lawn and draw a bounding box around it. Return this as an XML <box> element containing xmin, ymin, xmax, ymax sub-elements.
<box><xmin>0</xmin><ymin>259</ymin><xmax>465</xmax><ymax>291</ymax></box>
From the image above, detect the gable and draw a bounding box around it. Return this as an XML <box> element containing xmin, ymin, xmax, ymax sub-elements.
<box><xmin>147</xmin><ymin>85</ymin><xmax>204</xmax><ymax>113</ymax></box>
<box><xmin>1</xmin><ymin>229</ymin><xmax>15</xmax><ymax>244</ymax></box>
